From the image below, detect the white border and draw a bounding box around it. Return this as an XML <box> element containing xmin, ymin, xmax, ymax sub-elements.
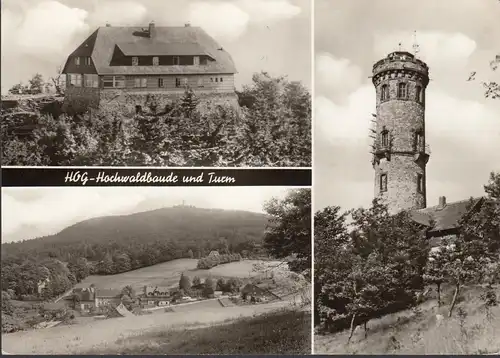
<box><xmin>310</xmin><ymin>0</ymin><xmax>316</xmax><ymax>354</ymax></box>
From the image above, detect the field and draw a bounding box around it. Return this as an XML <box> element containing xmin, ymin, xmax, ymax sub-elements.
<box><xmin>86</xmin><ymin>308</ymin><xmax>311</xmax><ymax>355</ymax></box>
<box><xmin>1</xmin><ymin>299</ymin><xmax>304</xmax><ymax>354</ymax></box>
<box><xmin>314</xmin><ymin>285</ymin><xmax>500</xmax><ymax>355</ymax></box>
<box><xmin>74</xmin><ymin>259</ymin><xmax>282</xmax><ymax>292</ymax></box>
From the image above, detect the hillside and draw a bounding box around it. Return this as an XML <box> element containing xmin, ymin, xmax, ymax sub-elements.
<box><xmin>1</xmin><ymin>206</ymin><xmax>270</xmax><ymax>304</ymax></box>
<box><xmin>2</xmin><ymin>206</ymin><xmax>268</xmax><ymax>258</ymax></box>
<box><xmin>314</xmin><ymin>284</ymin><xmax>500</xmax><ymax>355</ymax></box>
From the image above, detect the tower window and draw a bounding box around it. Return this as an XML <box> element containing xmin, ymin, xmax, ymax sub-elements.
<box><xmin>380</xmin><ymin>84</ymin><xmax>389</xmax><ymax>101</ymax></box>
<box><xmin>381</xmin><ymin>131</ymin><xmax>389</xmax><ymax>147</ymax></box>
<box><xmin>397</xmin><ymin>82</ymin><xmax>407</xmax><ymax>99</ymax></box>
<box><xmin>417</xmin><ymin>174</ymin><xmax>424</xmax><ymax>193</ymax></box>
<box><xmin>415</xmin><ymin>86</ymin><xmax>422</xmax><ymax>103</ymax></box>
<box><xmin>415</xmin><ymin>132</ymin><xmax>423</xmax><ymax>150</ymax></box>
<box><xmin>380</xmin><ymin>173</ymin><xmax>388</xmax><ymax>192</ymax></box>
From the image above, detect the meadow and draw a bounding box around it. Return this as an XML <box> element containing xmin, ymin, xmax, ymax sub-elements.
<box><xmin>74</xmin><ymin>259</ymin><xmax>282</xmax><ymax>291</ymax></box>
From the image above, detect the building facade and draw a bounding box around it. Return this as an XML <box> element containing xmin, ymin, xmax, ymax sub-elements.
<box><xmin>62</xmin><ymin>22</ymin><xmax>238</xmax><ymax>114</ymax></box>
<box><xmin>371</xmin><ymin>51</ymin><xmax>430</xmax><ymax>214</ymax></box>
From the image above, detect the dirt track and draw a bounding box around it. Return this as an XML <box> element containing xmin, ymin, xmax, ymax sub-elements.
<box><xmin>1</xmin><ymin>300</ymin><xmax>295</xmax><ymax>355</ymax></box>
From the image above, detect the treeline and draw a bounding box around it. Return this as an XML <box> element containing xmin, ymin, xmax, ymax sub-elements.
<box><xmin>2</xmin><ymin>72</ymin><xmax>311</xmax><ymax>167</ymax></box>
<box><xmin>196</xmin><ymin>253</ymin><xmax>243</xmax><ymax>269</ymax></box>
<box><xmin>315</xmin><ymin>172</ymin><xmax>500</xmax><ymax>339</ymax></box>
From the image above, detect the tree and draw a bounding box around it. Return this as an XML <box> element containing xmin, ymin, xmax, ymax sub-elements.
<box><xmin>28</xmin><ymin>73</ymin><xmax>45</xmax><ymax>94</ymax></box>
<box><xmin>216</xmin><ymin>278</ymin><xmax>227</xmax><ymax>292</ymax></box>
<box><xmin>187</xmin><ymin>249</ymin><xmax>194</xmax><ymax>259</ymax></box>
<box><xmin>192</xmin><ymin>276</ymin><xmax>202</xmax><ymax>287</ymax></box>
<box><xmin>423</xmin><ymin>248</ymin><xmax>446</xmax><ymax>307</ymax></box>
<box><xmin>263</xmin><ymin>188</ymin><xmax>311</xmax><ymax>274</ymax></box>
<box><xmin>179</xmin><ymin>273</ymin><xmax>192</xmax><ymax>291</ymax></box>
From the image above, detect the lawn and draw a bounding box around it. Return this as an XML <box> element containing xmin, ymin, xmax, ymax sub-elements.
<box><xmin>75</xmin><ymin>259</ymin><xmax>284</xmax><ymax>292</ymax></box>
<box><xmin>88</xmin><ymin>308</ymin><xmax>311</xmax><ymax>355</ymax></box>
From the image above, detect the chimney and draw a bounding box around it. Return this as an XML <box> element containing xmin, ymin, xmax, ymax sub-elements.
<box><xmin>438</xmin><ymin>196</ymin><xmax>446</xmax><ymax>208</ymax></box>
<box><xmin>105</xmin><ymin>22</ymin><xmax>111</xmax><ymax>27</ymax></box>
<box><xmin>149</xmin><ymin>21</ymin><xmax>156</xmax><ymax>38</ymax></box>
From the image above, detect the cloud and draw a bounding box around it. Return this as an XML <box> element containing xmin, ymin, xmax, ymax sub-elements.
<box><xmin>13</xmin><ymin>1</ymin><xmax>89</xmax><ymax>57</ymax></box>
<box><xmin>374</xmin><ymin>31</ymin><xmax>477</xmax><ymax>71</ymax></box>
<box><xmin>315</xmin><ymin>85</ymin><xmax>375</xmax><ymax>145</ymax></box>
<box><xmin>315</xmin><ymin>53</ymin><xmax>363</xmax><ymax>98</ymax></box>
<box><xmin>1</xmin><ymin>187</ymin><xmax>291</xmax><ymax>242</ymax></box>
<box><xmin>187</xmin><ymin>0</ymin><xmax>301</xmax><ymax>41</ymax></box>
<box><xmin>88</xmin><ymin>1</ymin><xmax>147</xmax><ymax>26</ymax></box>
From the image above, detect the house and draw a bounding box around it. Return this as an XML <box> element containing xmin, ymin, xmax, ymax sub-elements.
<box><xmin>62</xmin><ymin>287</ymin><xmax>96</xmax><ymax>312</ymax></box>
<box><xmin>240</xmin><ymin>283</ymin><xmax>273</xmax><ymax>303</ymax></box>
<box><xmin>37</xmin><ymin>277</ymin><xmax>50</xmax><ymax>295</ymax></box>
<box><xmin>62</xmin><ymin>22</ymin><xmax>237</xmax><ymax>113</ymax></box>
<box><xmin>95</xmin><ymin>289</ymin><xmax>122</xmax><ymax>308</ymax></box>
<box><xmin>410</xmin><ymin>196</ymin><xmax>485</xmax><ymax>246</ymax></box>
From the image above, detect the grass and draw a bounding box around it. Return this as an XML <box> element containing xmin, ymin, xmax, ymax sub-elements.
<box><xmin>314</xmin><ymin>284</ymin><xmax>500</xmax><ymax>355</ymax></box>
<box><xmin>86</xmin><ymin>308</ymin><xmax>311</xmax><ymax>355</ymax></box>
<box><xmin>74</xmin><ymin>259</ymin><xmax>282</xmax><ymax>292</ymax></box>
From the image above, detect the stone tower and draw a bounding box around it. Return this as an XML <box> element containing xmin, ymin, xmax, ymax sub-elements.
<box><xmin>371</xmin><ymin>51</ymin><xmax>430</xmax><ymax>213</ymax></box>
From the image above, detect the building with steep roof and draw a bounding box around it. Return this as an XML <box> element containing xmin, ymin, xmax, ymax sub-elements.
<box><xmin>61</xmin><ymin>22</ymin><xmax>238</xmax><ymax>113</ymax></box>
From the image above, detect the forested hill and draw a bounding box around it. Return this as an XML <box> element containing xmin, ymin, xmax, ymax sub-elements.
<box><xmin>1</xmin><ymin>206</ymin><xmax>269</xmax><ymax>300</ymax></box>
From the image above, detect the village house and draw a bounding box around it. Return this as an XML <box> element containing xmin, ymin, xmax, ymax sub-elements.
<box><xmin>61</xmin><ymin>22</ymin><xmax>237</xmax><ymax>113</ymax></box>
<box><xmin>61</xmin><ymin>286</ymin><xmax>122</xmax><ymax>313</ymax></box>
<box><xmin>240</xmin><ymin>283</ymin><xmax>279</xmax><ymax>303</ymax></box>
<box><xmin>410</xmin><ymin>196</ymin><xmax>485</xmax><ymax>246</ymax></box>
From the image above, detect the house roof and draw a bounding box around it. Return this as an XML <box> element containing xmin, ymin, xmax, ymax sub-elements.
<box><xmin>95</xmin><ymin>289</ymin><xmax>122</xmax><ymax>298</ymax></box>
<box><xmin>410</xmin><ymin>197</ymin><xmax>484</xmax><ymax>233</ymax></box>
<box><xmin>63</xmin><ymin>26</ymin><xmax>236</xmax><ymax>75</ymax></box>
<box><xmin>67</xmin><ymin>288</ymin><xmax>95</xmax><ymax>301</ymax></box>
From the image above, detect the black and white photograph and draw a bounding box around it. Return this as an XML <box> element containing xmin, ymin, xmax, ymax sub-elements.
<box><xmin>1</xmin><ymin>186</ymin><xmax>311</xmax><ymax>355</ymax></box>
<box><xmin>314</xmin><ymin>0</ymin><xmax>500</xmax><ymax>355</ymax></box>
<box><xmin>1</xmin><ymin>0</ymin><xmax>311</xmax><ymax>167</ymax></box>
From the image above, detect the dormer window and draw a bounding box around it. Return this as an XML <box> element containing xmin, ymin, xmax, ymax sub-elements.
<box><xmin>173</xmin><ymin>56</ymin><xmax>180</xmax><ymax>65</ymax></box>
<box><xmin>397</xmin><ymin>82</ymin><xmax>407</xmax><ymax>99</ymax></box>
<box><xmin>193</xmin><ymin>56</ymin><xmax>200</xmax><ymax>65</ymax></box>
<box><xmin>74</xmin><ymin>57</ymin><xmax>80</xmax><ymax>66</ymax></box>
<box><xmin>132</xmin><ymin>57</ymin><xmax>138</xmax><ymax>66</ymax></box>
<box><xmin>380</xmin><ymin>84</ymin><xmax>389</xmax><ymax>101</ymax></box>
<box><xmin>84</xmin><ymin>57</ymin><xmax>91</xmax><ymax>66</ymax></box>
<box><xmin>153</xmin><ymin>57</ymin><xmax>159</xmax><ymax>66</ymax></box>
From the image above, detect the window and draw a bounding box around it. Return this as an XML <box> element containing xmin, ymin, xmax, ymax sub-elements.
<box><xmin>397</xmin><ymin>82</ymin><xmax>407</xmax><ymax>98</ymax></box>
<box><xmin>380</xmin><ymin>174</ymin><xmax>388</xmax><ymax>192</ymax></box>
<box><xmin>84</xmin><ymin>74</ymin><xmax>98</xmax><ymax>88</ymax></box>
<box><xmin>415</xmin><ymin>132</ymin><xmax>423</xmax><ymax>149</ymax></box>
<box><xmin>200</xmin><ymin>57</ymin><xmax>208</xmax><ymax>65</ymax></box>
<box><xmin>210</xmin><ymin>77</ymin><xmax>213</xmax><ymax>82</ymax></box>
<box><xmin>197</xmin><ymin>77</ymin><xmax>204</xmax><ymax>87</ymax></box>
<box><xmin>380</xmin><ymin>174</ymin><xmax>388</xmax><ymax>193</ymax></box>
<box><xmin>417</xmin><ymin>174</ymin><xmax>424</xmax><ymax>193</ymax></box>
<box><xmin>381</xmin><ymin>84</ymin><xmax>389</xmax><ymax>101</ymax></box>
<box><xmin>74</xmin><ymin>57</ymin><xmax>80</xmax><ymax>66</ymax></box>
<box><xmin>134</xmin><ymin>77</ymin><xmax>147</xmax><ymax>88</ymax></box>
<box><xmin>102</xmin><ymin>76</ymin><xmax>125</xmax><ymax>88</ymax></box>
<box><xmin>175</xmin><ymin>78</ymin><xmax>181</xmax><ymax>88</ymax></box>
<box><xmin>215</xmin><ymin>78</ymin><xmax>218</xmax><ymax>82</ymax></box>
<box><xmin>84</xmin><ymin>57</ymin><xmax>91</xmax><ymax>66</ymax></box>
<box><xmin>381</xmin><ymin>131</ymin><xmax>389</xmax><ymax>147</ymax></box>
<box><xmin>158</xmin><ymin>78</ymin><xmax>164</xmax><ymax>88</ymax></box>
<box><xmin>220</xmin><ymin>77</ymin><xmax>223</xmax><ymax>82</ymax></box>
<box><xmin>132</xmin><ymin>57</ymin><xmax>139</xmax><ymax>66</ymax></box>
<box><xmin>193</xmin><ymin>56</ymin><xmax>200</xmax><ymax>65</ymax></box>
<box><xmin>415</xmin><ymin>86</ymin><xmax>422</xmax><ymax>103</ymax></box>
<box><xmin>153</xmin><ymin>56</ymin><xmax>159</xmax><ymax>66</ymax></box>
<box><xmin>68</xmin><ymin>74</ymin><xmax>82</xmax><ymax>87</ymax></box>
<box><xmin>173</xmin><ymin>56</ymin><xmax>180</xmax><ymax>65</ymax></box>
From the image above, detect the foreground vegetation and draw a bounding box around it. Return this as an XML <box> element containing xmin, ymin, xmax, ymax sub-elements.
<box><xmin>2</xmin><ymin>72</ymin><xmax>311</xmax><ymax>167</ymax></box>
<box><xmin>87</xmin><ymin>308</ymin><xmax>310</xmax><ymax>355</ymax></box>
<box><xmin>315</xmin><ymin>284</ymin><xmax>500</xmax><ymax>355</ymax></box>
<box><xmin>314</xmin><ymin>171</ymin><xmax>500</xmax><ymax>353</ymax></box>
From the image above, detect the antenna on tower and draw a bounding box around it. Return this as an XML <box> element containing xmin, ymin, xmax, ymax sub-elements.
<box><xmin>412</xmin><ymin>30</ymin><xmax>420</xmax><ymax>57</ymax></box>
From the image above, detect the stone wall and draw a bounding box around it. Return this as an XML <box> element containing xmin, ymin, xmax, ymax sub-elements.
<box><xmin>372</xmin><ymin>54</ymin><xmax>430</xmax><ymax>213</ymax></box>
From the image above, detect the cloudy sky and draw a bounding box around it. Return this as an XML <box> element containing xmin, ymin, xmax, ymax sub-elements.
<box><xmin>314</xmin><ymin>0</ymin><xmax>500</xmax><ymax>211</ymax></box>
<box><xmin>0</xmin><ymin>0</ymin><xmax>311</xmax><ymax>94</ymax></box>
<box><xmin>1</xmin><ymin>186</ymin><xmax>297</xmax><ymax>243</ymax></box>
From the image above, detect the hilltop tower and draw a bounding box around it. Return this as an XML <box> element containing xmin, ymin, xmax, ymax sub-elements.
<box><xmin>371</xmin><ymin>51</ymin><xmax>430</xmax><ymax>213</ymax></box>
